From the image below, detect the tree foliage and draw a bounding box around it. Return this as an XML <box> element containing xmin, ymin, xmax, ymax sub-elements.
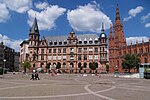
<box><xmin>89</xmin><ymin>62</ymin><xmax>98</xmax><ymax>70</ymax></box>
<box><xmin>22</xmin><ymin>60</ymin><xmax>31</xmax><ymax>73</ymax></box>
<box><xmin>45</xmin><ymin>63</ymin><xmax>50</xmax><ymax>73</ymax></box>
<box><xmin>106</xmin><ymin>64</ymin><xmax>109</xmax><ymax>73</ymax></box>
<box><xmin>122</xmin><ymin>54</ymin><xmax>140</xmax><ymax>73</ymax></box>
<box><xmin>56</xmin><ymin>62</ymin><xmax>61</xmax><ymax>69</ymax></box>
<box><xmin>46</xmin><ymin>63</ymin><xmax>50</xmax><ymax>70</ymax></box>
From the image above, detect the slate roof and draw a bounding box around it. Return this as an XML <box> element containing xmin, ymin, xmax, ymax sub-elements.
<box><xmin>45</xmin><ymin>34</ymin><xmax>101</xmax><ymax>46</ymax></box>
<box><xmin>30</xmin><ymin>18</ymin><xmax>39</xmax><ymax>34</ymax></box>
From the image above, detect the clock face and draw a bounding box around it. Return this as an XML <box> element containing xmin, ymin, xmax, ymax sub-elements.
<box><xmin>35</xmin><ymin>27</ymin><xmax>37</xmax><ymax>30</ymax></box>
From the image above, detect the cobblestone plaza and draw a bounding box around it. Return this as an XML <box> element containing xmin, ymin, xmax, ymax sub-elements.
<box><xmin>0</xmin><ymin>73</ymin><xmax>150</xmax><ymax>100</ymax></box>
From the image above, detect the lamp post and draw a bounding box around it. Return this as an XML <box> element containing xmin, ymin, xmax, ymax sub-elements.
<box><xmin>3</xmin><ymin>59</ymin><xmax>6</xmax><ymax>78</ymax></box>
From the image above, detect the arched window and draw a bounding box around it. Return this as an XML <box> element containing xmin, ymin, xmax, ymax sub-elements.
<box><xmin>70</xmin><ymin>63</ymin><xmax>74</xmax><ymax>68</ymax></box>
<box><xmin>78</xmin><ymin>63</ymin><xmax>82</xmax><ymax>68</ymax></box>
<box><xmin>84</xmin><ymin>63</ymin><xmax>87</xmax><ymax>68</ymax></box>
<box><xmin>63</xmin><ymin>63</ymin><xmax>66</xmax><ymax>68</ymax></box>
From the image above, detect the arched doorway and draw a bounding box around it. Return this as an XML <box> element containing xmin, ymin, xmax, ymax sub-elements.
<box><xmin>84</xmin><ymin>63</ymin><xmax>87</xmax><ymax>68</ymax></box>
<box><xmin>40</xmin><ymin>63</ymin><xmax>44</xmax><ymax>68</ymax></box>
<box><xmin>70</xmin><ymin>63</ymin><xmax>74</xmax><ymax>68</ymax></box>
<box><xmin>70</xmin><ymin>63</ymin><xmax>74</xmax><ymax>73</ymax></box>
<box><xmin>78</xmin><ymin>63</ymin><xmax>82</xmax><ymax>73</ymax></box>
<box><xmin>63</xmin><ymin>62</ymin><xmax>66</xmax><ymax>68</ymax></box>
<box><xmin>78</xmin><ymin>63</ymin><xmax>82</xmax><ymax>68</ymax></box>
<box><xmin>57</xmin><ymin>62</ymin><xmax>61</xmax><ymax>69</ymax></box>
<box><xmin>53</xmin><ymin>63</ymin><xmax>56</xmax><ymax>68</ymax></box>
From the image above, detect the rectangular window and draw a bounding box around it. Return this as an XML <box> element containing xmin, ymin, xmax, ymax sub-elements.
<box><xmin>84</xmin><ymin>48</ymin><xmax>87</xmax><ymax>52</ymax></box>
<box><xmin>70</xmin><ymin>48</ymin><xmax>74</xmax><ymax>52</ymax></box>
<box><xmin>58</xmin><ymin>56</ymin><xmax>61</xmax><ymax>60</ymax></box>
<box><xmin>94</xmin><ymin>55</ymin><xmax>98</xmax><ymax>60</ymax></box>
<box><xmin>63</xmin><ymin>48</ymin><xmax>66</xmax><ymax>53</ymax></box>
<box><xmin>95</xmin><ymin>47</ymin><xmax>98</xmax><ymax>52</ymax></box>
<box><xmin>78</xmin><ymin>55</ymin><xmax>82</xmax><ymax>60</ymax></box>
<box><xmin>84</xmin><ymin>55</ymin><xmax>87</xmax><ymax>60</ymax></box>
<box><xmin>41</xmin><ymin>49</ymin><xmax>44</xmax><ymax>54</ymax></box>
<box><xmin>41</xmin><ymin>55</ymin><xmax>44</xmax><ymax>60</ymax></box>
<box><xmin>70</xmin><ymin>55</ymin><xmax>74</xmax><ymax>60</ymax></box>
<box><xmin>63</xmin><ymin>55</ymin><xmax>66</xmax><ymax>60</ymax></box>
<box><xmin>89</xmin><ymin>55</ymin><xmax>93</xmax><ymax>60</ymax></box>
<box><xmin>58</xmin><ymin>48</ymin><xmax>61</xmax><ymax>53</ymax></box>
<box><xmin>53</xmin><ymin>56</ymin><xmax>56</xmax><ymax>60</ymax></box>
<box><xmin>53</xmin><ymin>49</ymin><xmax>56</xmax><ymax>53</ymax></box>
<box><xmin>78</xmin><ymin>48</ymin><xmax>82</xmax><ymax>53</ymax></box>
<box><xmin>49</xmin><ymin>49</ymin><xmax>51</xmax><ymax>53</ymax></box>
<box><xmin>48</xmin><ymin>56</ymin><xmax>52</xmax><ymax>60</ymax></box>
<box><xmin>34</xmin><ymin>48</ymin><xmax>36</xmax><ymax>53</ymax></box>
<box><xmin>89</xmin><ymin>47</ymin><xmax>93</xmax><ymax>52</ymax></box>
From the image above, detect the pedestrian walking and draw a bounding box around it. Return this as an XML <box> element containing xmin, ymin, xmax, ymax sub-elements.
<box><xmin>35</xmin><ymin>72</ymin><xmax>40</xmax><ymax>80</ymax></box>
<box><xmin>30</xmin><ymin>73</ymin><xmax>34</xmax><ymax>80</ymax></box>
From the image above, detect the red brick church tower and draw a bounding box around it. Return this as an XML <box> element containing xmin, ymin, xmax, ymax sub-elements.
<box><xmin>108</xmin><ymin>4</ymin><xmax>126</xmax><ymax>72</ymax></box>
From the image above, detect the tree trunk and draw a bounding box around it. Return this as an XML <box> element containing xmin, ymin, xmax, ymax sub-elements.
<box><xmin>128</xmin><ymin>68</ymin><xmax>131</xmax><ymax>73</ymax></box>
<box><xmin>24</xmin><ymin>68</ymin><xmax>26</xmax><ymax>73</ymax></box>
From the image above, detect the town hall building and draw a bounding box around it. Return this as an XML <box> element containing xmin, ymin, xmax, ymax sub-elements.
<box><xmin>20</xmin><ymin>18</ymin><xmax>108</xmax><ymax>73</ymax></box>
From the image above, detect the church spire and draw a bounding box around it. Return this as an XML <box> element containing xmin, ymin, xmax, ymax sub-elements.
<box><xmin>101</xmin><ymin>22</ymin><xmax>104</xmax><ymax>32</ymax></box>
<box><xmin>109</xmin><ymin>24</ymin><xmax>113</xmax><ymax>38</ymax></box>
<box><xmin>30</xmin><ymin>17</ymin><xmax>39</xmax><ymax>34</ymax></box>
<box><xmin>116</xmin><ymin>4</ymin><xmax>120</xmax><ymax>21</ymax></box>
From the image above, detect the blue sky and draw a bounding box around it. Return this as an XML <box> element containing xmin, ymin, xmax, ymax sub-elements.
<box><xmin>0</xmin><ymin>0</ymin><xmax>150</xmax><ymax>52</ymax></box>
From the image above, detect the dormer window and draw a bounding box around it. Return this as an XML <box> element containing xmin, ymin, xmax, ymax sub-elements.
<box><xmin>59</xmin><ymin>42</ymin><xmax>62</xmax><ymax>45</ymax></box>
<box><xmin>89</xmin><ymin>41</ymin><xmax>93</xmax><ymax>44</ymax></box>
<box><xmin>94</xmin><ymin>38</ymin><xmax>98</xmax><ymax>44</ymax></box>
<box><xmin>79</xmin><ymin>41</ymin><xmax>82</xmax><ymax>44</ymax></box>
<box><xmin>95</xmin><ymin>40</ymin><xmax>98</xmax><ymax>44</ymax></box>
<box><xmin>49</xmin><ymin>41</ymin><xmax>53</xmax><ymax>45</ymax></box>
<box><xmin>63</xmin><ymin>40</ymin><xmax>67</xmax><ymax>45</ymax></box>
<box><xmin>84</xmin><ymin>41</ymin><xmax>87</xmax><ymax>44</ymax></box>
<box><xmin>54</xmin><ymin>41</ymin><xmax>57</xmax><ymax>45</ymax></box>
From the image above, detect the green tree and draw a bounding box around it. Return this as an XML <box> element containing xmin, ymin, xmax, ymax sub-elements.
<box><xmin>106</xmin><ymin>64</ymin><xmax>109</xmax><ymax>73</ymax></box>
<box><xmin>22</xmin><ymin>60</ymin><xmax>31</xmax><ymax>73</ymax></box>
<box><xmin>89</xmin><ymin>62</ymin><xmax>98</xmax><ymax>73</ymax></box>
<box><xmin>122</xmin><ymin>54</ymin><xmax>140</xmax><ymax>73</ymax></box>
<box><xmin>56</xmin><ymin>62</ymin><xmax>61</xmax><ymax>73</ymax></box>
<box><xmin>45</xmin><ymin>63</ymin><xmax>50</xmax><ymax>73</ymax></box>
<box><xmin>56</xmin><ymin>62</ymin><xmax>61</xmax><ymax>69</ymax></box>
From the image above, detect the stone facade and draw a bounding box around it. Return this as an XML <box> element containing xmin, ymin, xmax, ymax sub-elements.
<box><xmin>20</xmin><ymin>18</ymin><xmax>108</xmax><ymax>73</ymax></box>
<box><xmin>108</xmin><ymin>4</ymin><xmax>150</xmax><ymax>72</ymax></box>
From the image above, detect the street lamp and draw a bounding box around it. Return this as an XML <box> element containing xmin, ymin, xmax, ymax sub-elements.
<box><xmin>3</xmin><ymin>59</ymin><xmax>6</xmax><ymax>78</ymax></box>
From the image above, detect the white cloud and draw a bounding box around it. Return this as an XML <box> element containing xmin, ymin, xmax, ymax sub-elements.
<box><xmin>123</xmin><ymin>16</ymin><xmax>132</xmax><ymax>22</ymax></box>
<box><xmin>124</xmin><ymin>6</ymin><xmax>144</xmax><ymax>22</ymax></box>
<box><xmin>141</xmin><ymin>12</ymin><xmax>150</xmax><ymax>22</ymax></box>
<box><xmin>126</xmin><ymin>36</ymin><xmax>149</xmax><ymax>45</ymax></box>
<box><xmin>0</xmin><ymin>3</ymin><xmax>10</xmax><ymax>23</ymax></box>
<box><xmin>35</xmin><ymin>2</ymin><xmax>48</xmax><ymax>10</ymax></box>
<box><xmin>145</xmin><ymin>23</ymin><xmax>150</xmax><ymax>28</ymax></box>
<box><xmin>67</xmin><ymin>2</ymin><xmax>112</xmax><ymax>33</ymax></box>
<box><xmin>129</xmin><ymin>6</ymin><xmax>144</xmax><ymax>17</ymax></box>
<box><xmin>1</xmin><ymin>0</ymin><xmax>32</xmax><ymax>13</ymax></box>
<box><xmin>0</xmin><ymin>34</ymin><xmax>23</xmax><ymax>52</ymax></box>
<box><xmin>27</xmin><ymin>5</ymin><xmax>66</xmax><ymax>30</ymax></box>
